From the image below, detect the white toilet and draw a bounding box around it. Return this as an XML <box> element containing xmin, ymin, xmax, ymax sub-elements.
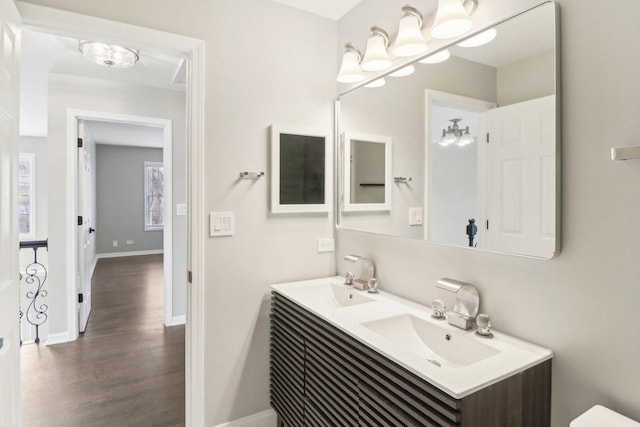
<box><xmin>571</xmin><ymin>405</ymin><xmax>640</xmax><ymax>426</ymax></box>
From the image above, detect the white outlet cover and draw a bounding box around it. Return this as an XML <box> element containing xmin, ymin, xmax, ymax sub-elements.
<box><xmin>409</xmin><ymin>207</ymin><xmax>423</xmax><ymax>226</ymax></box>
<box><xmin>317</xmin><ymin>238</ymin><xmax>335</xmax><ymax>253</ymax></box>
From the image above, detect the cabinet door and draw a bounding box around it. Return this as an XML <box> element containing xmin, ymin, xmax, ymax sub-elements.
<box><xmin>270</xmin><ymin>296</ymin><xmax>305</xmax><ymax>426</ymax></box>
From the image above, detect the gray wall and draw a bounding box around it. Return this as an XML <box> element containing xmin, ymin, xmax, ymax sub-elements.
<box><xmin>498</xmin><ymin>50</ymin><xmax>555</xmax><ymax>106</ymax></box>
<box><xmin>95</xmin><ymin>144</ymin><xmax>163</xmax><ymax>254</ymax></box>
<box><xmin>339</xmin><ymin>1</ymin><xmax>640</xmax><ymax>426</ymax></box>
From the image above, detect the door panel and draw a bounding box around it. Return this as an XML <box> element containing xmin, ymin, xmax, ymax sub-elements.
<box><xmin>0</xmin><ymin>0</ymin><xmax>21</xmax><ymax>425</ymax></box>
<box><xmin>485</xmin><ymin>95</ymin><xmax>556</xmax><ymax>258</ymax></box>
<box><xmin>77</xmin><ymin>122</ymin><xmax>92</xmax><ymax>332</ymax></box>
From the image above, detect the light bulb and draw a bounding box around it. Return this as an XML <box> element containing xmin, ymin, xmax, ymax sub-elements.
<box><xmin>431</xmin><ymin>0</ymin><xmax>473</xmax><ymax>40</ymax></box>
<box><xmin>361</xmin><ymin>27</ymin><xmax>392</xmax><ymax>72</ymax></box>
<box><xmin>457</xmin><ymin>128</ymin><xmax>474</xmax><ymax>146</ymax></box>
<box><xmin>389</xmin><ymin>64</ymin><xmax>415</xmax><ymax>77</ymax></box>
<box><xmin>457</xmin><ymin>28</ymin><xmax>497</xmax><ymax>47</ymax></box>
<box><xmin>392</xmin><ymin>6</ymin><xmax>428</xmax><ymax>57</ymax></box>
<box><xmin>337</xmin><ymin>43</ymin><xmax>364</xmax><ymax>83</ymax></box>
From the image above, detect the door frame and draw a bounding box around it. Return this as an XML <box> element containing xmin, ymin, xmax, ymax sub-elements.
<box><xmin>70</xmin><ymin>110</ymin><xmax>174</xmax><ymax>331</ymax></box>
<box><xmin>18</xmin><ymin>2</ymin><xmax>206</xmax><ymax>425</ymax></box>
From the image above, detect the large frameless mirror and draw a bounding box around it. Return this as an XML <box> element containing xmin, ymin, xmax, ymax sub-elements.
<box><xmin>337</xmin><ymin>1</ymin><xmax>560</xmax><ymax>259</ymax></box>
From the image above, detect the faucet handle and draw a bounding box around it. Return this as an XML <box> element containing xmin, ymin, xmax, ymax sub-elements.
<box><xmin>431</xmin><ymin>299</ymin><xmax>446</xmax><ymax>320</ymax></box>
<box><xmin>475</xmin><ymin>313</ymin><xmax>493</xmax><ymax>338</ymax></box>
<box><xmin>367</xmin><ymin>278</ymin><xmax>379</xmax><ymax>294</ymax></box>
<box><xmin>344</xmin><ymin>271</ymin><xmax>355</xmax><ymax>285</ymax></box>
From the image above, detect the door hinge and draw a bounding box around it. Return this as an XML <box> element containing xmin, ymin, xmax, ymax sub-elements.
<box><xmin>486</xmin><ymin>220</ymin><xmax>490</xmax><ymax>230</ymax></box>
<box><xmin>77</xmin><ymin>215</ymin><xmax>83</xmax><ymax>226</ymax></box>
<box><xmin>187</xmin><ymin>270</ymin><xmax>192</xmax><ymax>284</ymax></box>
<box><xmin>486</xmin><ymin>133</ymin><xmax>490</xmax><ymax>143</ymax></box>
<box><xmin>77</xmin><ymin>138</ymin><xmax>83</xmax><ymax>148</ymax></box>
<box><xmin>78</xmin><ymin>293</ymin><xmax>84</xmax><ymax>303</ymax></box>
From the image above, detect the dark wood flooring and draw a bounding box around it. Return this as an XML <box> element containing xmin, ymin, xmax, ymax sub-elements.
<box><xmin>21</xmin><ymin>254</ymin><xmax>185</xmax><ymax>427</ymax></box>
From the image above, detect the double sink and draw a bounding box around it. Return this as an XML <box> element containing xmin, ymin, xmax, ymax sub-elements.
<box><xmin>272</xmin><ymin>277</ymin><xmax>552</xmax><ymax>399</ymax></box>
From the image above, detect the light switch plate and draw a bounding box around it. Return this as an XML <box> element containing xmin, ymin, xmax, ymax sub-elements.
<box><xmin>317</xmin><ymin>238</ymin><xmax>335</xmax><ymax>253</ymax></box>
<box><xmin>409</xmin><ymin>207</ymin><xmax>423</xmax><ymax>226</ymax></box>
<box><xmin>210</xmin><ymin>211</ymin><xmax>234</xmax><ymax>237</ymax></box>
<box><xmin>176</xmin><ymin>203</ymin><xmax>187</xmax><ymax>216</ymax></box>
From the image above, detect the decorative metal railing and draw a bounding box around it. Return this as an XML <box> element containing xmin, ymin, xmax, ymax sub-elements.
<box><xmin>19</xmin><ymin>239</ymin><xmax>48</xmax><ymax>344</ymax></box>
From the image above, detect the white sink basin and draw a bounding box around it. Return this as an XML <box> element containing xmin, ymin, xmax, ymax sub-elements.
<box><xmin>281</xmin><ymin>281</ymin><xmax>375</xmax><ymax>310</ymax></box>
<box><xmin>271</xmin><ymin>276</ymin><xmax>552</xmax><ymax>398</ymax></box>
<box><xmin>361</xmin><ymin>314</ymin><xmax>500</xmax><ymax>368</ymax></box>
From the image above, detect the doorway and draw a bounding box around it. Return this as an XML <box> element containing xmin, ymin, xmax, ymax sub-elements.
<box><xmin>15</xmin><ymin>3</ymin><xmax>207</xmax><ymax>424</ymax></box>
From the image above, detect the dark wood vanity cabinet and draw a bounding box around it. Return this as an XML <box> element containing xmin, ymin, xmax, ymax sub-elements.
<box><xmin>270</xmin><ymin>292</ymin><xmax>551</xmax><ymax>427</ymax></box>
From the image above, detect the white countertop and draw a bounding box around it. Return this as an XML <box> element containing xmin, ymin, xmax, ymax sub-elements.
<box><xmin>271</xmin><ymin>276</ymin><xmax>553</xmax><ymax>399</ymax></box>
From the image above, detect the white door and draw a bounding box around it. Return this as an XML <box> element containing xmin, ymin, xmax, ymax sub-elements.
<box><xmin>485</xmin><ymin>95</ymin><xmax>556</xmax><ymax>258</ymax></box>
<box><xmin>77</xmin><ymin>121</ymin><xmax>93</xmax><ymax>332</ymax></box>
<box><xmin>0</xmin><ymin>0</ymin><xmax>21</xmax><ymax>425</ymax></box>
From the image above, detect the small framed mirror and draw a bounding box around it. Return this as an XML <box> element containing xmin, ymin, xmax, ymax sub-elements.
<box><xmin>270</xmin><ymin>125</ymin><xmax>331</xmax><ymax>214</ymax></box>
<box><xmin>342</xmin><ymin>132</ymin><xmax>392</xmax><ymax>212</ymax></box>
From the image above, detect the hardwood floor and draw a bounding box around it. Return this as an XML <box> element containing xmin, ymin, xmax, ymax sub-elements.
<box><xmin>21</xmin><ymin>254</ymin><xmax>185</xmax><ymax>427</ymax></box>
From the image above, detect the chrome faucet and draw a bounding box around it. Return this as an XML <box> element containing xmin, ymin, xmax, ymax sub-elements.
<box><xmin>343</xmin><ymin>255</ymin><xmax>375</xmax><ymax>291</ymax></box>
<box><xmin>434</xmin><ymin>278</ymin><xmax>479</xmax><ymax>330</ymax></box>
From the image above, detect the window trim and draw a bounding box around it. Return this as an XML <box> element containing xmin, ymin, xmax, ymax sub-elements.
<box><xmin>18</xmin><ymin>152</ymin><xmax>36</xmax><ymax>240</ymax></box>
<box><xmin>144</xmin><ymin>161</ymin><xmax>164</xmax><ymax>231</ymax></box>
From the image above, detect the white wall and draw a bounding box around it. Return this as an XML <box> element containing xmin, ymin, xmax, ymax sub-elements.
<box><xmin>498</xmin><ymin>50</ymin><xmax>555</xmax><ymax>106</ymax></box>
<box><xmin>338</xmin><ymin>1</ymin><xmax>640</xmax><ymax>426</ymax></box>
<box><xmin>44</xmin><ymin>74</ymin><xmax>188</xmax><ymax>336</ymax></box>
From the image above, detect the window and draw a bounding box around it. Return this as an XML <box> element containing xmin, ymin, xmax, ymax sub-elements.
<box><xmin>18</xmin><ymin>153</ymin><xmax>35</xmax><ymax>239</ymax></box>
<box><xmin>144</xmin><ymin>161</ymin><xmax>164</xmax><ymax>231</ymax></box>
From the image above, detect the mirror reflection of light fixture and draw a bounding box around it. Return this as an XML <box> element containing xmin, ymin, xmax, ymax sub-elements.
<box><xmin>337</xmin><ymin>43</ymin><xmax>365</xmax><ymax>83</ymax></box>
<box><xmin>392</xmin><ymin>6</ymin><xmax>428</xmax><ymax>57</ymax></box>
<box><xmin>457</xmin><ymin>27</ymin><xmax>497</xmax><ymax>47</ymax></box>
<box><xmin>361</xmin><ymin>27</ymin><xmax>392</xmax><ymax>72</ymax></box>
<box><xmin>79</xmin><ymin>41</ymin><xmax>139</xmax><ymax>68</ymax></box>
<box><xmin>389</xmin><ymin>64</ymin><xmax>415</xmax><ymax>78</ymax></box>
<box><xmin>431</xmin><ymin>0</ymin><xmax>477</xmax><ymax>40</ymax></box>
<box><xmin>419</xmin><ymin>49</ymin><xmax>451</xmax><ymax>64</ymax></box>
<box><xmin>438</xmin><ymin>119</ymin><xmax>474</xmax><ymax>147</ymax></box>
<box><xmin>365</xmin><ymin>78</ymin><xmax>386</xmax><ymax>88</ymax></box>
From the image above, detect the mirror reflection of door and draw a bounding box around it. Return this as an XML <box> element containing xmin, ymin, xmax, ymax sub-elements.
<box><xmin>351</xmin><ymin>139</ymin><xmax>386</xmax><ymax>204</ymax></box>
<box><xmin>279</xmin><ymin>133</ymin><xmax>326</xmax><ymax>205</ymax></box>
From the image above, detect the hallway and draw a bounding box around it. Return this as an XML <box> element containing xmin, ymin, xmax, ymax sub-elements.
<box><xmin>21</xmin><ymin>254</ymin><xmax>185</xmax><ymax>427</ymax></box>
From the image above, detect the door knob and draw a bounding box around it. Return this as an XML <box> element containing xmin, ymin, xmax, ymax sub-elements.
<box><xmin>89</xmin><ymin>228</ymin><xmax>96</xmax><ymax>234</ymax></box>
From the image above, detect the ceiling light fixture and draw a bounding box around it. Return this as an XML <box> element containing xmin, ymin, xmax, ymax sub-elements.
<box><xmin>456</xmin><ymin>28</ymin><xmax>497</xmax><ymax>47</ymax></box>
<box><xmin>438</xmin><ymin>119</ymin><xmax>474</xmax><ymax>147</ymax></box>
<box><xmin>361</xmin><ymin>27</ymin><xmax>392</xmax><ymax>72</ymax></box>
<box><xmin>79</xmin><ymin>41</ymin><xmax>139</xmax><ymax>68</ymax></box>
<box><xmin>431</xmin><ymin>0</ymin><xmax>477</xmax><ymax>40</ymax></box>
<box><xmin>419</xmin><ymin>49</ymin><xmax>451</xmax><ymax>64</ymax></box>
<box><xmin>337</xmin><ymin>43</ymin><xmax>365</xmax><ymax>83</ymax></box>
<box><xmin>392</xmin><ymin>6</ymin><xmax>428</xmax><ymax>57</ymax></box>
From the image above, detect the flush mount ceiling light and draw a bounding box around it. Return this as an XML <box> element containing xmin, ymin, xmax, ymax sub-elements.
<box><xmin>389</xmin><ymin>64</ymin><xmax>415</xmax><ymax>78</ymax></box>
<box><xmin>457</xmin><ymin>28</ymin><xmax>497</xmax><ymax>47</ymax></box>
<box><xmin>438</xmin><ymin>119</ymin><xmax>474</xmax><ymax>147</ymax></box>
<box><xmin>365</xmin><ymin>78</ymin><xmax>386</xmax><ymax>88</ymax></box>
<box><xmin>431</xmin><ymin>0</ymin><xmax>477</xmax><ymax>40</ymax></box>
<box><xmin>79</xmin><ymin>41</ymin><xmax>139</xmax><ymax>68</ymax></box>
<box><xmin>392</xmin><ymin>6</ymin><xmax>428</xmax><ymax>57</ymax></box>
<box><xmin>337</xmin><ymin>43</ymin><xmax>365</xmax><ymax>83</ymax></box>
<box><xmin>361</xmin><ymin>26</ymin><xmax>392</xmax><ymax>72</ymax></box>
<box><xmin>419</xmin><ymin>49</ymin><xmax>451</xmax><ymax>64</ymax></box>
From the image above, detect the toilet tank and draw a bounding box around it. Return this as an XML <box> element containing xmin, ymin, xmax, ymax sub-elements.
<box><xmin>571</xmin><ymin>405</ymin><xmax>640</xmax><ymax>427</ymax></box>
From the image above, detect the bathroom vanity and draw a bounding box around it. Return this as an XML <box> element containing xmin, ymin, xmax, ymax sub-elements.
<box><xmin>270</xmin><ymin>278</ymin><xmax>552</xmax><ymax>426</ymax></box>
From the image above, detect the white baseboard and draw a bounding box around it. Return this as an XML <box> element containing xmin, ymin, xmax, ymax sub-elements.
<box><xmin>212</xmin><ymin>409</ymin><xmax>277</xmax><ymax>427</ymax></box>
<box><xmin>89</xmin><ymin>256</ymin><xmax>98</xmax><ymax>279</ymax></box>
<box><xmin>166</xmin><ymin>314</ymin><xmax>186</xmax><ymax>327</ymax></box>
<box><xmin>96</xmin><ymin>249</ymin><xmax>164</xmax><ymax>259</ymax></box>
<box><xmin>46</xmin><ymin>332</ymin><xmax>73</xmax><ymax>346</ymax></box>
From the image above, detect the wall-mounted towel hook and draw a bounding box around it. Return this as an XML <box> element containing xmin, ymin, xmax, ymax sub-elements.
<box><xmin>239</xmin><ymin>172</ymin><xmax>265</xmax><ymax>179</ymax></box>
<box><xmin>611</xmin><ymin>146</ymin><xmax>640</xmax><ymax>161</ymax></box>
<box><xmin>394</xmin><ymin>177</ymin><xmax>412</xmax><ymax>183</ymax></box>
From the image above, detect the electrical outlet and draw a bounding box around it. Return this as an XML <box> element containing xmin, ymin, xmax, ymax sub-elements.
<box><xmin>126</xmin><ymin>240</ymin><xmax>134</xmax><ymax>245</ymax></box>
<box><xmin>113</xmin><ymin>240</ymin><xmax>118</xmax><ymax>247</ymax></box>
